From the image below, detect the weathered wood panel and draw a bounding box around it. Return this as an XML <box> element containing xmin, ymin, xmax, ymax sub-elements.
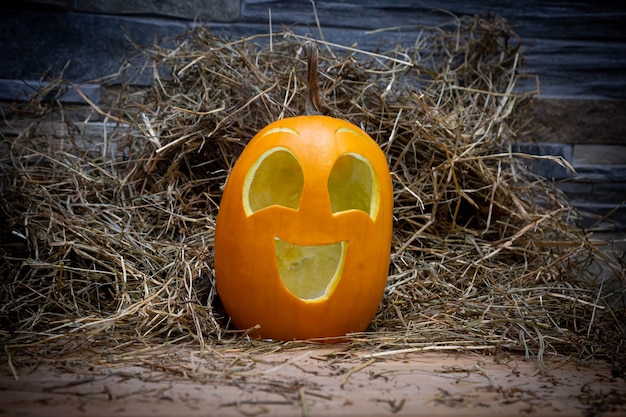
<box><xmin>1</xmin><ymin>1</ymin><xmax>624</xmax><ymax>229</ymax></box>
<box><xmin>516</xmin><ymin>142</ymin><xmax>626</xmax><ymax>230</ymax></box>
<box><xmin>240</xmin><ymin>0</ymin><xmax>626</xmax><ymax>99</ymax></box>
<box><xmin>242</xmin><ymin>0</ymin><xmax>626</xmax><ymax>39</ymax></box>
<box><xmin>1</xmin><ymin>1</ymin><xmax>625</xmax><ymax>99</ymax></box>
<box><xmin>0</xmin><ymin>9</ymin><xmax>187</xmax><ymax>86</ymax></box>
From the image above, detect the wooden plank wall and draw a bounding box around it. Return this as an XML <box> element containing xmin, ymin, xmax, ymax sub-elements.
<box><xmin>238</xmin><ymin>0</ymin><xmax>626</xmax><ymax>99</ymax></box>
<box><xmin>1</xmin><ymin>0</ymin><xmax>625</xmax><ymax>99</ymax></box>
<box><xmin>1</xmin><ymin>0</ymin><xmax>625</xmax><ymax>230</ymax></box>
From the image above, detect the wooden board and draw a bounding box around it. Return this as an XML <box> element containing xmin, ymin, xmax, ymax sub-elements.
<box><xmin>1</xmin><ymin>1</ymin><xmax>625</xmax><ymax>99</ymax></box>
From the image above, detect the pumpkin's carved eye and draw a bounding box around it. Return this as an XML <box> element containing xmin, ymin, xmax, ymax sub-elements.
<box><xmin>328</xmin><ymin>153</ymin><xmax>379</xmax><ymax>220</ymax></box>
<box><xmin>243</xmin><ymin>147</ymin><xmax>304</xmax><ymax>216</ymax></box>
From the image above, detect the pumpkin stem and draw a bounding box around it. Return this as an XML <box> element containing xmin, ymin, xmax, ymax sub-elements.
<box><xmin>304</xmin><ymin>42</ymin><xmax>322</xmax><ymax>115</ymax></box>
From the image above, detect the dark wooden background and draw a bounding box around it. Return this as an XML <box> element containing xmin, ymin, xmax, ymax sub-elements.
<box><xmin>1</xmin><ymin>0</ymin><xmax>625</xmax><ymax>230</ymax></box>
<box><xmin>1</xmin><ymin>0</ymin><xmax>626</xmax><ymax>99</ymax></box>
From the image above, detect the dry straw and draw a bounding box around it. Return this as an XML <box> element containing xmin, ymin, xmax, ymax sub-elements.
<box><xmin>1</xmin><ymin>15</ymin><xmax>624</xmax><ymax>370</ymax></box>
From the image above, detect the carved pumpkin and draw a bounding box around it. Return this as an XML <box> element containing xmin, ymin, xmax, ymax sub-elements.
<box><xmin>214</xmin><ymin>115</ymin><xmax>393</xmax><ymax>340</ymax></box>
<box><xmin>214</xmin><ymin>44</ymin><xmax>393</xmax><ymax>340</ymax></box>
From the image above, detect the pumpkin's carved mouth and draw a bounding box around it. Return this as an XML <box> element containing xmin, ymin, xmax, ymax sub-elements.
<box><xmin>274</xmin><ymin>237</ymin><xmax>347</xmax><ymax>301</ymax></box>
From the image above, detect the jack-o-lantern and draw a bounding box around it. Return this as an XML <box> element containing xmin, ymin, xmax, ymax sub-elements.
<box><xmin>214</xmin><ymin>46</ymin><xmax>393</xmax><ymax>341</ymax></box>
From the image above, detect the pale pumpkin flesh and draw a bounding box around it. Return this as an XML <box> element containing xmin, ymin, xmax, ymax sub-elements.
<box><xmin>274</xmin><ymin>238</ymin><xmax>346</xmax><ymax>301</ymax></box>
<box><xmin>243</xmin><ymin>147</ymin><xmax>303</xmax><ymax>216</ymax></box>
<box><xmin>328</xmin><ymin>153</ymin><xmax>379</xmax><ymax>219</ymax></box>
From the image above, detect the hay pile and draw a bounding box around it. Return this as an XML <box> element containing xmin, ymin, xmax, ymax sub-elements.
<box><xmin>1</xmin><ymin>15</ymin><xmax>624</xmax><ymax>367</ymax></box>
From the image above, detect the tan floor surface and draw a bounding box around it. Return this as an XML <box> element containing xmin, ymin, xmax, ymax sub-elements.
<box><xmin>1</xmin><ymin>347</ymin><xmax>625</xmax><ymax>417</ymax></box>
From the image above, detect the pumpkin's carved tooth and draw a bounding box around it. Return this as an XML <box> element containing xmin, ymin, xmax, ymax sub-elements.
<box><xmin>274</xmin><ymin>237</ymin><xmax>346</xmax><ymax>301</ymax></box>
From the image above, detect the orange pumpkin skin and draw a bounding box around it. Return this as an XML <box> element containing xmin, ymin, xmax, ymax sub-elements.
<box><xmin>214</xmin><ymin>115</ymin><xmax>393</xmax><ymax>341</ymax></box>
